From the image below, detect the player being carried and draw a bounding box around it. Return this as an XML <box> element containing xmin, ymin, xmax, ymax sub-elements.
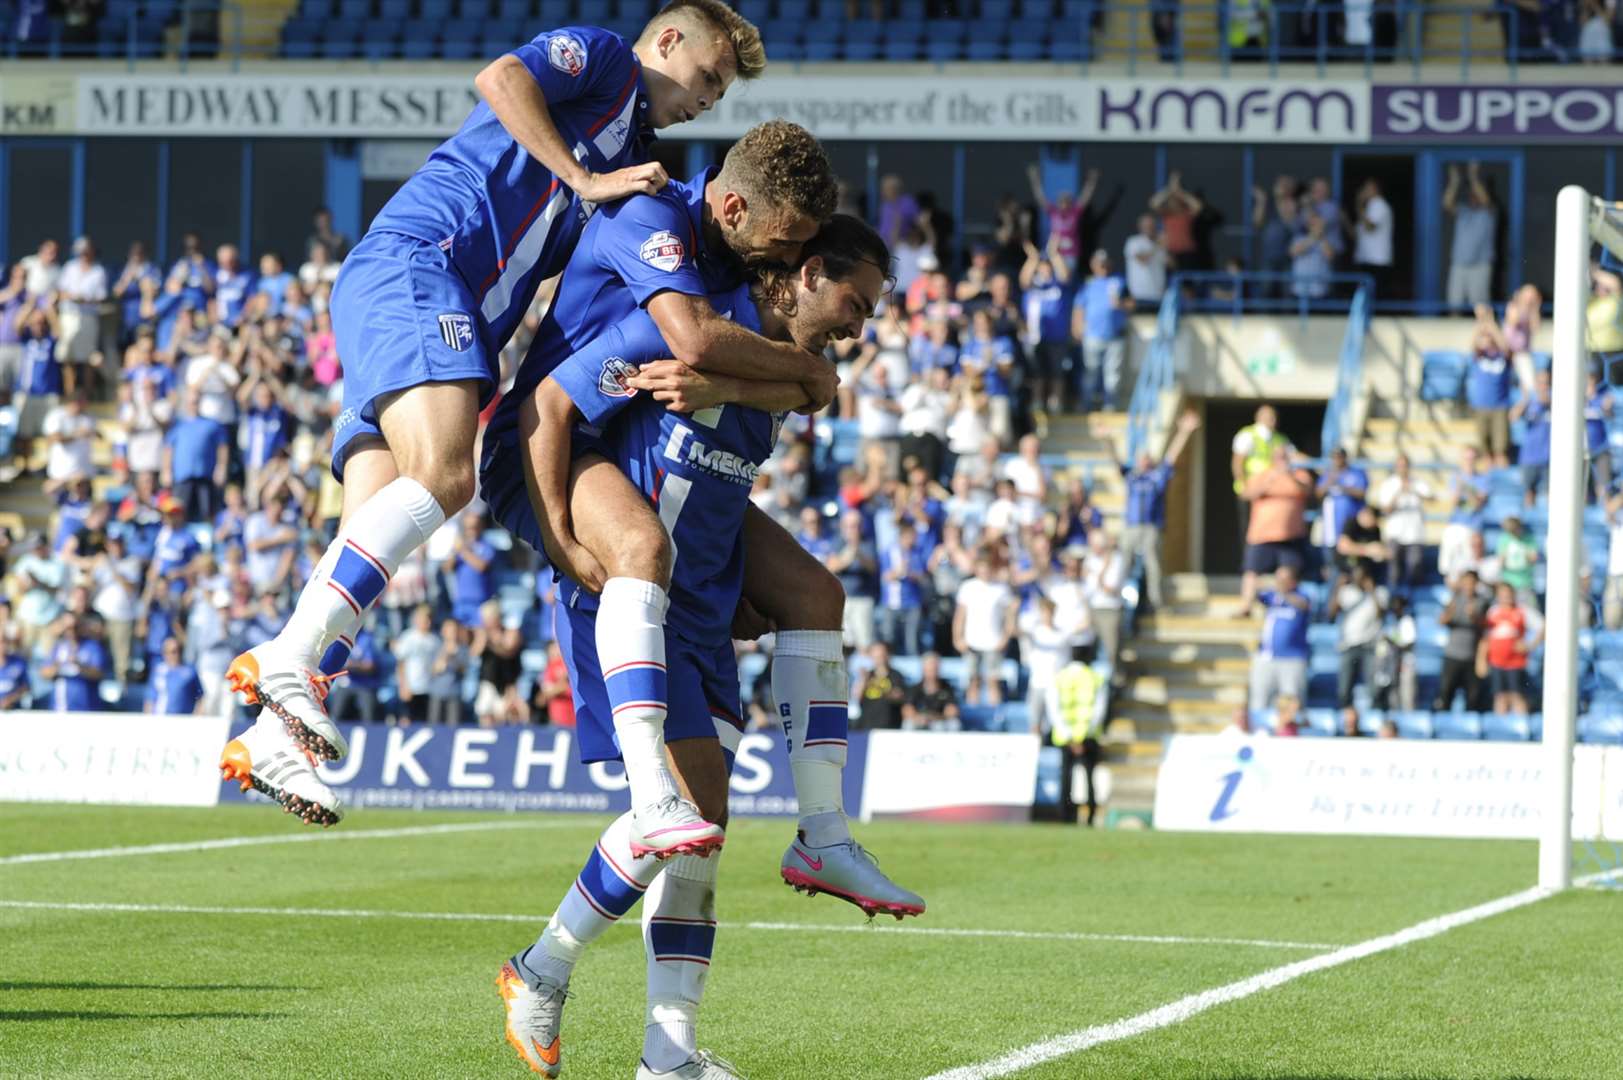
<box><xmin>219</xmin><ymin>0</ymin><xmax>775</xmax><ymax>824</ymax></box>
<box><xmin>480</xmin><ymin>121</ymin><xmax>919</xmax><ymax>907</ymax></box>
<box><xmin>493</xmin><ymin>214</ymin><xmax>901</xmax><ymax>1079</ymax></box>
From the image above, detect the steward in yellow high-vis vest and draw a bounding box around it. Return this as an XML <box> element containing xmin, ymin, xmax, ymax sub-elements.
<box><xmin>1046</xmin><ymin>643</ymin><xmax>1106</xmax><ymax>826</ymax></box>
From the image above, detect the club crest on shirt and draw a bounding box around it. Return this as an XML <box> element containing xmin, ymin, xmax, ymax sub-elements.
<box><xmin>548</xmin><ymin>34</ymin><xmax>588</xmax><ymax>76</ymax></box>
<box><xmin>598</xmin><ymin>356</ymin><xmax>637</xmax><ymax>398</ymax></box>
<box><xmin>639</xmin><ymin>230</ymin><xmax>685</xmax><ymax>273</ymax></box>
<box><xmin>438</xmin><ymin>313</ymin><xmax>475</xmax><ymax>352</ymax></box>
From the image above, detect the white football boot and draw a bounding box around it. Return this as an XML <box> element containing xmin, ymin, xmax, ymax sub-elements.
<box><xmin>225</xmin><ymin>640</ymin><xmax>349</xmax><ymax>761</ymax></box>
<box><xmin>628</xmin><ymin>794</ymin><xmax>725</xmax><ymax>860</ymax></box>
<box><xmin>635</xmin><ymin>1050</ymin><xmax>746</xmax><ymax>1079</ymax></box>
<box><xmin>781</xmin><ymin>835</ymin><xmax>925</xmax><ymax>919</ymax></box>
<box><xmin>218</xmin><ymin>719</ymin><xmax>343</xmax><ymax>827</ymax></box>
<box><xmin>495</xmin><ymin>957</ymin><xmax>569</xmax><ymax>1077</ymax></box>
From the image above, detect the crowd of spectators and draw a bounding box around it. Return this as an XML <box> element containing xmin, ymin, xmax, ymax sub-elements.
<box><xmin>1236</xmin><ymin>261</ymin><xmax>1616</xmax><ymax>734</ymax></box>
<box><xmin>0</xmin><ymin>163</ymin><xmax>1215</xmax><ymax>742</ymax></box>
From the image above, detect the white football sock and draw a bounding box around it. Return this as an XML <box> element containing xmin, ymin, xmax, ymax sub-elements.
<box><xmin>278</xmin><ymin>477</ymin><xmax>444</xmax><ymax>668</ymax></box>
<box><xmin>519</xmin><ymin>812</ymin><xmax>664</xmax><ymax>986</ymax></box>
<box><xmin>774</xmin><ymin>630</ymin><xmax>852</xmax><ymax>848</ymax></box>
<box><xmin>597</xmin><ymin>577</ymin><xmax>680</xmax><ymax>809</ymax></box>
<box><xmin>642</xmin><ymin>853</ymin><xmax>720</xmax><ymax>1073</ymax></box>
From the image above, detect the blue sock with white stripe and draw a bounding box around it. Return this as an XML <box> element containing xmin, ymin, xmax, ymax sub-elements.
<box><xmin>774</xmin><ymin>630</ymin><xmax>853</xmax><ymax>848</ymax></box>
<box><xmin>279</xmin><ymin>477</ymin><xmax>444</xmax><ymax>669</ymax></box>
<box><xmin>520</xmin><ymin>812</ymin><xmax>663</xmax><ymax>986</ymax></box>
<box><xmin>597</xmin><ymin>577</ymin><xmax>680</xmax><ymax>810</ymax></box>
<box><xmin>641</xmin><ymin>853</ymin><xmax>719</xmax><ymax>1073</ymax></box>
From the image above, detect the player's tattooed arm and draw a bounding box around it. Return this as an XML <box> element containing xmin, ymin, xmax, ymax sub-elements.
<box><xmin>475</xmin><ymin>56</ymin><xmax>668</xmax><ymax>204</ymax></box>
<box><xmin>518</xmin><ymin>377</ymin><xmax>608</xmax><ymax>592</ymax></box>
<box><xmin>625</xmin><ymin>360</ymin><xmax>810</xmax><ymax>414</ymax></box>
<box><xmin>647</xmin><ymin>292</ymin><xmax>838</xmax><ymax>410</ymax></box>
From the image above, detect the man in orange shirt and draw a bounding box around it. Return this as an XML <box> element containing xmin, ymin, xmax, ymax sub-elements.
<box><xmin>1236</xmin><ymin>445</ymin><xmax>1313</xmax><ymax>617</ymax></box>
<box><xmin>1479</xmin><ymin>582</ymin><xmax>1541</xmax><ymax>716</ymax></box>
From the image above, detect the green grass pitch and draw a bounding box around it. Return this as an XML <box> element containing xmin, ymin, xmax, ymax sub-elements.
<box><xmin>2</xmin><ymin>804</ymin><xmax>1620</xmax><ymax>1079</ymax></box>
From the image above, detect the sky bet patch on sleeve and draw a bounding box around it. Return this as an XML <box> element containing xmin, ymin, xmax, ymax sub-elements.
<box><xmin>639</xmin><ymin>230</ymin><xmax>686</xmax><ymax>272</ymax></box>
<box><xmin>548</xmin><ymin>34</ymin><xmax>587</xmax><ymax>76</ymax></box>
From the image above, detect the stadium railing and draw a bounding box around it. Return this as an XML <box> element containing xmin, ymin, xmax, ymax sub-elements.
<box><xmin>0</xmin><ymin>0</ymin><xmax>1586</xmax><ymax>72</ymax></box>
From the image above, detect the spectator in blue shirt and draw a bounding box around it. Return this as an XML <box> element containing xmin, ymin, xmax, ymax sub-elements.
<box><xmin>327</xmin><ymin>624</ymin><xmax>384</xmax><ymax>725</ymax></box>
<box><xmin>1070</xmin><ymin>250</ymin><xmax>1133</xmax><ymax>413</ymax></box>
<box><xmin>960</xmin><ymin>307</ymin><xmax>1018</xmax><ymax>445</ymax></box>
<box><xmin>213</xmin><ymin>244</ymin><xmax>256</xmax><ymax>328</ymax></box>
<box><xmin>0</xmin><ymin>635</ymin><xmax>30</xmax><ymax>710</ymax></box>
<box><xmin>254</xmin><ymin>252</ymin><xmax>294</xmax><ymax>317</ymax></box>
<box><xmin>1020</xmin><ymin>239</ymin><xmax>1073</xmax><ymax>415</ymax></box>
<box><xmin>1289</xmin><ymin>211</ymin><xmax>1334</xmax><ymax>300</ymax></box>
<box><xmin>41</xmin><ymin>615</ymin><xmax>107</xmax><ymax>712</ymax></box>
<box><xmin>1512</xmin><ymin>367</ymin><xmax>1553</xmax><ymax>509</ymax></box>
<box><xmin>163</xmin><ymin>387</ymin><xmax>230</xmax><ymax>522</ymax></box>
<box><xmin>1316</xmin><ymin>446</ymin><xmax>1369</xmax><ymax>574</ymax></box>
<box><xmin>111</xmin><ymin>242</ymin><xmax>161</xmax><ymax>344</ymax></box>
<box><xmin>1249</xmin><ymin>565</ymin><xmax>1312</xmax><ymax>709</ymax></box>
<box><xmin>1587</xmin><ymin>366</ymin><xmax>1614</xmax><ymax>502</ymax></box>
<box><xmin>145</xmin><ymin>636</ymin><xmax>203</xmax><ymax>715</ymax></box>
<box><xmin>16</xmin><ymin>304</ymin><xmax>61</xmax><ymax>406</ymax></box>
<box><xmin>907</xmin><ymin>315</ymin><xmax>959</xmax><ymax>378</ymax></box>
<box><xmin>213</xmin><ymin>484</ymin><xmax>249</xmax><ymax>555</ymax></box>
<box><xmin>239</xmin><ymin>377</ymin><xmax>291</xmax><ymax>499</ymax></box>
<box><xmin>877</xmin><ymin>517</ymin><xmax>931</xmax><ymax>656</ymax></box>
<box><xmin>1466</xmin><ymin>314</ymin><xmax>1516</xmax><ymax>467</ymax></box>
<box><xmin>167</xmin><ymin>232</ymin><xmax>216</xmax><ymax>311</ymax></box>
<box><xmin>796</xmin><ymin>506</ymin><xmax>838</xmax><ymax>562</ymax></box>
<box><xmin>828</xmin><ymin>509</ymin><xmax>879</xmax><ymax>651</ymax></box>
<box><xmin>445</xmin><ymin>512</ymin><xmax>497</xmax><ymax>629</ymax></box>
<box><xmin>1113</xmin><ymin>409</ymin><xmax>1199</xmax><ymax>610</ymax></box>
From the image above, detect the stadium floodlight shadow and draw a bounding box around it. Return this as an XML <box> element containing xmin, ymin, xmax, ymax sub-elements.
<box><xmin>0</xmin><ymin>981</ymin><xmax>301</xmax><ymax>992</ymax></box>
<box><xmin>0</xmin><ymin>1010</ymin><xmax>293</xmax><ymax>1022</ymax></box>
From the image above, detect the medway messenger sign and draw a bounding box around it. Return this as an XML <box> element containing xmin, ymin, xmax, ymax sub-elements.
<box><xmin>66</xmin><ymin>72</ymin><xmax>1366</xmax><ymax>142</ymax></box>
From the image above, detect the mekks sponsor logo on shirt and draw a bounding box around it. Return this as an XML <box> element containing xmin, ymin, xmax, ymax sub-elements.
<box><xmin>663</xmin><ymin>423</ymin><xmax>758</xmax><ymax>485</ymax></box>
<box><xmin>548</xmin><ymin>34</ymin><xmax>588</xmax><ymax>76</ymax></box>
<box><xmin>598</xmin><ymin>356</ymin><xmax>637</xmax><ymax>398</ymax></box>
<box><xmin>640</xmin><ymin>230</ymin><xmax>686</xmax><ymax>273</ymax></box>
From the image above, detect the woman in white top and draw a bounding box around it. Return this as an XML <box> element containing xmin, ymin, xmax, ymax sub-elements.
<box><xmin>1375</xmin><ymin>454</ymin><xmax>1432</xmax><ymax>593</ymax></box>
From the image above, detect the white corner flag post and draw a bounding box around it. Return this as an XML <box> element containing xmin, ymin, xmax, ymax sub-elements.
<box><xmin>1541</xmin><ymin>185</ymin><xmax>1588</xmax><ymax>891</ymax></box>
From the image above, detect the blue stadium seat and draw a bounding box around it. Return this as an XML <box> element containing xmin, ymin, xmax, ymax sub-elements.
<box><xmin>1051</xmin><ymin>16</ymin><xmax>1087</xmax><ymax>59</ymax></box>
<box><xmin>938</xmin><ymin>656</ymin><xmax>968</xmax><ymax>690</ymax></box>
<box><xmin>454</xmin><ymin>0</ymin><xmax>488</xmax><ymax>14</ymax></box>
<box><xmin>281</xmin><ymin>15</ymin><xmax>322</xmax><ymax>40</ymax></box>
<box><xmin>924</xmin><ymin>39</ymin><xmax>962</xmax><ymax>60</ymax></box>
<box><xmin>846</xmin><ymin>17</ymin><xmax>881</xmax><ymax>40</ymax></box>
<box><xmin>335</xmin><ymin>0</ymin><xmax>370</xmax><ymax>17</ymax></box>
<box><xmin>375</xmin><ymin>0</ymin><xmax>409</xmax><ymax>15</ymax></box>
<box><xmin>959</xmin><ymin>704</ymin><xmax>999</xmax><ymax>732</ymax></box>
<box><xmin>979</xmin><ymin>0</ymin><xmax>1015</xmax><ymax>16</ymax></box>
<box><xmin>320</xmin><ymin>36</ymin><xmax>362</xmax><ymax>57</ymax></box>
<box><xmin>575</xmin><ymin>0</ymin><xmax>614</xmax><ymax>21</ymax></box>
<box><xmin>1393</xmin><ymin>710</ymin><xmax>1434</xmax><ymax>738</ymax></box>
<box><xmin>399</xmin><ymin>36</ymin><xmax>436</xmax><ymax>56</ymax></box>
<box><xmin>281</xmin><ymin>38</ymin><xmax>318</xmax><ymax>56</ymax></box>
<box><xmin>1434</xmin><ymin>711</ymin><xmax>1484</xmax><ymax>740</ymax></box>
<box><xmin>889</xmin><ymin>656</ymin><xmax>923</xmax><ymax>684</ymax></box>
<box><xmin>777</xmin><ymin>0</ymin><xmax>815</xmax><ymax>20</ymax></box>
<box><xmin>896</xmin><ymin>0</ymin><xmax>926</xmax><ymax>17</ymax></box>
<box><xmin>802</xmin><ymin>20</ymin><xmax>839</xmax><ymax>42</ymax></box>
<box><xmin>323</xmin><ymin>15</ymin><xmax>363</xmax><ymax>38</ymax></box>
<box><xmin>419</xmin><ymin>0</ymin><xmax>453</xmax><ymax>17</ymax></box>
<box><xmin>965</xmin><ymin>38</ymin><xmax>1004</xmax><ymax>59</ymax></box>
<box><xmin>887</xmin><ymin>17</ymin><xmax>924</xmax><ymax>38</ymax></box>
<box><xmin>737</xmin><ymin>0</ymin><xmax>771</xmax><ymax>23</ymax></box>
<box><xmin>803</xmin><ymin>40</ymin><xmax>840</xmax><ymax>59</ymax></box>
<box><xmin>441</xmin><ymin>36</ymin><xmax>478</xmax><ymax>56</ymax></box>
<box><xmin>442</xmin><ymin>16</ymin><xmax>482</xmax><ymax>39</ymax></box>
<box><xmin>925</xmin><ymin>18</ymin><xmax>967</xmax><ymax>41</ymax></box>
<box><xmin>968</xmin><ymin>16</ymin><xmax>1006</xmax><ymax>39</ymax></box>
<box><xmin>765</xmin><ymin>35</ymin><xmax>805</xmax><ymax>59</ymax></box>
<box><xmin>1060</xmin><ymin>0</ymin><xmax>1090</xmax><ymax>16</ymax></box>
<box><xmin>1420</xmin><ymin>351</ymin><xmax>1469</xmax><ymax>403</ymax></box>
<box><xmin>493</xmin><ymin>0</ymin><xmax>530</xmax><ymax>17</ymax></box>
<box><xmin>296</xmin><ymin>0</ymin><xmax>331</xmax><ymax>15</ymax></box>
<box><xmin>1483</xmin><ymin>712</ymin><xmax>1533</xmax><ymax>741</ymax></box>
<box><xmin>1302</xmin><ymin>708</ymin><xmax>1338</xmax><ymax>736</ymax></box>
<box><xmin>1009</xmin><ymin>17</ymin><xmax>1048</xmax><ymax>42</ymax></box>
<box><xmin>1006</xmin><ymin>39</ymin><xmax>1044</xmax><ymax>59</ymax></box>
<box><xmin>842</xmin><ymin>38</ymin><xmax>879</xmax><ymax>59</ymax></box>
<box><xmin>996</xmin><ymin>700</ymin><xmax>1032</xmax><ymax>733</ymax></box>
<box><xmin>1579</xmin><ymin>713</ymin><xmax>1623</xmax><ymax>743</ymax></box>
<box><xmin>882</xmin><ymin>38</ymin><xmax>922</xmax><ymax>59</ymax></box>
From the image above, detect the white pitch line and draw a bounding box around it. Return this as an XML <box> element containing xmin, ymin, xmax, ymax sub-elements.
<box><xmin>923</xmin><ymin>876</ymin><xmax>1604</xmax><ymax>1080</ymax></box>
<box><xmin>0</xmin><ymin>899</ymin><xmax>1334</xmax><ymax>951</ymax></box>
<box><xmin>0</xmin><ymin>820</ymin><xmax>576</xmax><ymax>867</ymax></box>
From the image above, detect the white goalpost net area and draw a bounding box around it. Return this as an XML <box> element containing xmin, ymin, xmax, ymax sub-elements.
<box><xmin>1547</xmin><ymin>187</ymin><xmax>1623</xmax><ymax>890</ymax></box>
